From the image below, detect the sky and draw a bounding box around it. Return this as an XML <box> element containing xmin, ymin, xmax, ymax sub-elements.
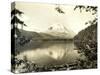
<box><xmin>15</xmin><ymin>2</ymin><xmax>95</xmax><ymax>34</ymax></box>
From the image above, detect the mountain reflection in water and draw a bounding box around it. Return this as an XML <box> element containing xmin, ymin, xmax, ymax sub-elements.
<box><xmin>17</xmin><ymin>41</ymin><xmax>85</xmax><ymax>65</ymax></box>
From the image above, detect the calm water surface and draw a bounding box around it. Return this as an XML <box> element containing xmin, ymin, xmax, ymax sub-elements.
<box><xmin>17</xmin><ymin>41</ymin><xmax>85</xmax><ymax>65</ymax></box>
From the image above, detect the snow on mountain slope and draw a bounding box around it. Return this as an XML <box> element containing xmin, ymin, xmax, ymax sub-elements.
<box><xmin>46</xmin><ymin>24</ymin><xmax>76</xmax><ymax>39</ymax></box>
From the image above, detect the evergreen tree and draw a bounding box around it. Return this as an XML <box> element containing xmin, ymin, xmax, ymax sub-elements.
<box><xmin>74</xmin><ymin>5</ymin><xmax>97</xmax><ymax>68</ymax></box>
<box><xmin>11</xmin><ymin>8</ymin><xmax>27</xmax><ymax>38</ymax></box>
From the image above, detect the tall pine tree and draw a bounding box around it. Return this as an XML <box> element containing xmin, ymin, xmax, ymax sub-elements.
<box><xmin>11</xmin><ymin>8</ymin><xmax>27</xmax><ymax>38</ymax></box>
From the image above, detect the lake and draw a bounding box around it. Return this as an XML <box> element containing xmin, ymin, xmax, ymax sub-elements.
<box><xmin>16</xmin><ymin>40</ymin><xmax>85</xmax><ymax>66</ymax></box>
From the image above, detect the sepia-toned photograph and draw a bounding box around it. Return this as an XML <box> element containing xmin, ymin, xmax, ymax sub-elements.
<box><xmin>11</xmin><ymin>2</ymin><xmax>97</xmax><ymax>73</ymax></box>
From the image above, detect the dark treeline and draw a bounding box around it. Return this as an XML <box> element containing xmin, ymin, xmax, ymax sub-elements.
<box><xmin>74</xmin><ymin>23</ymin><xmax>97</xmax><ymax>68</ymax></box>
<box><xmin>73</xmin><ymin>5</ymin><xmax>97</xmax><ymax>69</ymax></box>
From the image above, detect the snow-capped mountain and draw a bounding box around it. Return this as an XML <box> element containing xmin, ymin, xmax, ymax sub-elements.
<box><xmin>45</xmin><ymin>24</ymin><xmax>76</xmax><ymax>39</ymax></box>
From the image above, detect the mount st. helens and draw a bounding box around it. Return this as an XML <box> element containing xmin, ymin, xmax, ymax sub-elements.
<box><xmin>44</xmin><ymin>24</ymin><xmax>76</xmax><ymax>39</ymax></box>
<box><xmin>19</xmin><ymin>24</ymin><xmax>76</xmax><ymax>40</ymax></box>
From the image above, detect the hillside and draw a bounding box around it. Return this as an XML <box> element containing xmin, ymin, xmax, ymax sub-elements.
<box><xmin>74</xmin><ymin>23</ymin><xmax>97</xmax><ymax>68</ymax></box>
<box><xmin>74</xmin><ymin>24</ymin><xmax>97</xmax><ymax>42</ymax></box>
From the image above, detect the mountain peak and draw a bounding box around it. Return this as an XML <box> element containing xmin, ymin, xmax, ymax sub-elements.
<box><xmin>46</xmin><ymin>24</ymin><xmax>76</xmax><ymax>39</ymax></box>
<box><xmin>48</xmin><ymin>24</ymin><xmax>69</xmax><ymax>33</ymax></box>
